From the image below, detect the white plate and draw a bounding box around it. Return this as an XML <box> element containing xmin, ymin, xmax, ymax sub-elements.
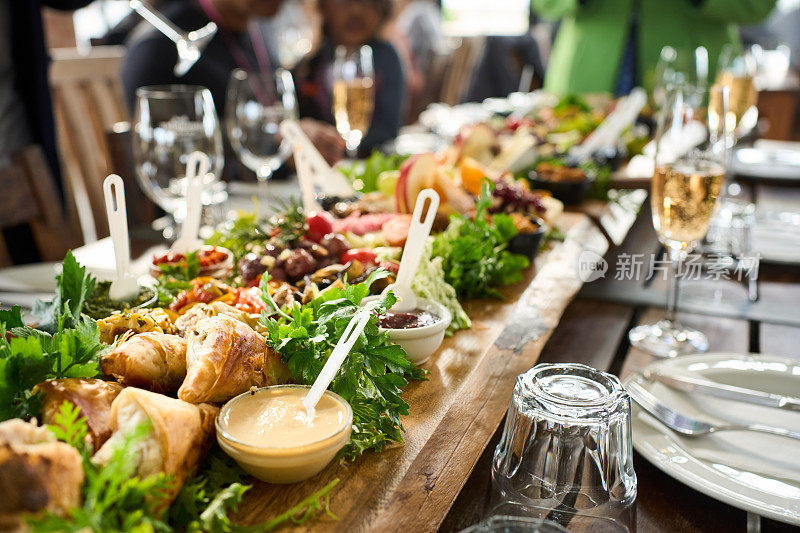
<box><xmin>0</xmin><ymin>262</ymin><xmax>59</xmax><ymax>293</ymax></box>
<box><xmin>625</xmin><ymin>353</ymin><xmax>800</xmax><ymax>525</ymax></box>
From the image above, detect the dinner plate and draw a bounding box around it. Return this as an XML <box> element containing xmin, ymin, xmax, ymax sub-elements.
<box><xmin>0</xmin><ymin>262</ymin><xmax>59</xmax><ymax>293</ymax></box>
<box><xmin>625</xmin><ymin>353</ymin><xmax>800</xmax><ymax>525</ymax></box>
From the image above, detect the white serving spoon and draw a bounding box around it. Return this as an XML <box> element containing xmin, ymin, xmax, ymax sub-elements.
<box><xmin>171</xmin><ymin>151</ymin><xmax>210</xmax><ymax>254</ymax></box>
<box><xmin>303</xmin><ymin>301</ymin><xmax>378</xmax><ymax>419</ymax></box>
<box><xmin>103</xmin><ymin>175</ymin><xmax>140</xmax><ymax>301</ymax></box>
<box><xmin>382</xmin><ymin>189</ymin><xmax>440</xmax><ymax>312</ymax></box>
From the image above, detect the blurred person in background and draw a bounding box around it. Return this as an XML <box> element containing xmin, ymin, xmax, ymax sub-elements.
<box><xmin>294</xmin><ymin>0</ymin><xmax>405</xmax><ymax>156</ymax></box>
<box><xmin>2</xmin><ymin>0</ymin><xmax>92</xmax><ymax>187</ymax></box>
<box><xmin>121</xmin><ymin>0</ymin><xmax>345</xmax><ymax>164</ymax></box>
<box><xmin>2</xmin><ymin>0</ymin><xmax>92</xmax><ymax>263</ymax></box>
<box><xmin>533</xmin><ymin>0</ymin><xmax>777</xmax><ymax>95</ymax></box>
<box><xmin>386</xmin><ymin>0</ymin><xmax>444</xmax><ymax>120</ymax></box>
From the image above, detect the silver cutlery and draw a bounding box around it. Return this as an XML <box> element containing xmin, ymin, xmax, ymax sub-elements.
<box><xmin>643</xmin><ymin>369</ymin><xmax>800</xmax><ymax>412</ymax></box>
<box><xmin>627</xmin><ymin>378</ymin><xmax>800</xmax><ymax>441</ymax></box>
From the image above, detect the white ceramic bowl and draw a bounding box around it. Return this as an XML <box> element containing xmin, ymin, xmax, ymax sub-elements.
<box><xmin>216</xmin><ymin>385</ymin><xmax>352</xmax><ymax>484</ymax></box>
<box><xmin>362</xmin><ymin>296</ymin><xmax>452</xmax><ymax>365</ymax></box>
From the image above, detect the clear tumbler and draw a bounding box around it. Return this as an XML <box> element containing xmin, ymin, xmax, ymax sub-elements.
<box><xmin>491</xmin><ymin>363</ymin><xmax>637</xmax><ymax>531</ymax></box>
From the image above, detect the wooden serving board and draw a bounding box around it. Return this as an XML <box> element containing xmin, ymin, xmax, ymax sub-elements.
<box><xmin>236</xmin><ymin>212</ymin><xmax>609</xmax><ymax>532</ymax></box>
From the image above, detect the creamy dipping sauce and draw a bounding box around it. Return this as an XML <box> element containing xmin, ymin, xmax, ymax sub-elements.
<box><xmin>216</xmin><ymin>385</ymin><xmax>353</xmax><ymax>484</ymax></box>
<box><xmin>222</xmin><ymin>388</ymin><xmax>347</xmax><ymax>448</ymax></box>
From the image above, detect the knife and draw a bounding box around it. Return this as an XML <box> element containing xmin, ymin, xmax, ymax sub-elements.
<box><xmin>643</xmin><ymin>370</ymin><xmax>800</xmax><ymax>412</ymax></box>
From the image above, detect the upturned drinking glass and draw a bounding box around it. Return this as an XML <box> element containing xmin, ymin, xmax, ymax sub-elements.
<box><xmin>492</xmin><ymin>363</ymin><xmax>637</xmax><ymax>531</ymax></box>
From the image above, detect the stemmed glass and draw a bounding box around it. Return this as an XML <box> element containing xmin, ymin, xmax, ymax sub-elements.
<box><xmin>332</xmin><ymin>45</ymin><xmax>375</xmax><ymax>159</ymax></box>
<box><xmin>629</xmin><ymin>84</ymin><xmax>728</xmax><ymax>357</ymax></box>
<box><xmin>225</xmin><ymin>69</ymin><xmax>296</xmax><ymax>187</ymax></box>
<box><xmin>652</xmin><ymin>45</ymin><xmax>708</xmax><ymax>111</ymax></box>
<box><xmin>711</xmin><ymin>45</ymin><xmax>758</xmax><ymax>140</ymax></box>
<box><xmin>133</xmin><ymin>85</ymin><xmax>225</xmax><ymax>232</ymax></box>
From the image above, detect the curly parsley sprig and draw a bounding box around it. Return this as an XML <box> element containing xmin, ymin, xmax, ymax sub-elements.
<box><xmin>258</xmin><ymin>270</ymin><xmax>426</xmax><ymax>459</ymax></box>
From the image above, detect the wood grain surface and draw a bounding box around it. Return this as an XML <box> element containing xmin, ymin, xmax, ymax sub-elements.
<box><xmin>233</xmin><ymin>212</ymin><xmax>608</xmax><ymax>531</ymax></box>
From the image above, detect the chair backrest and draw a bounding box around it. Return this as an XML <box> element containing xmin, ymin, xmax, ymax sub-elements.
<box><xmin>439</xmin><ymin>37</ymin><xmax>485</xmax><ymax>105</ymax></box>
<box><xmin>50</xmin><ymin>46</ymin><xmax>129</xmax><ymax>243</ymax></box>
<box><xmin>0</xmin><ymin>146</ymin><xmax>79</xmax><ymax>266</ymax></box>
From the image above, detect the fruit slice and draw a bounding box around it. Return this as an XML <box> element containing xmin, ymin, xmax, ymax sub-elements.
<box><xmin>396</xmin><ymin>153</ymin><xmax>437</xmax><ymax>213</ymax></box>
<box><xmin>457</xmin><ymin>156</ymin><xmax>488</xmax><ymax>195</ymax></box>
<box><xmin>377</xmin><ymin>170</ymin><xmax>400</xmax><ymax>196</ymax></box>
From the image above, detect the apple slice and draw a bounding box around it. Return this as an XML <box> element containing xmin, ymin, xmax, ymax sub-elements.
<box><xmin>397</xmin><ymin>153</ymin><xmax>437</xmax><ymax>213</ymax></box>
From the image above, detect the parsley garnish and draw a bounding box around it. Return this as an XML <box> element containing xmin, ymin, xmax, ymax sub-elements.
<box><xmin>432</xmin><ymin>181</ymin><xmax>530</xmax><ymax>299</ymax></box>
<box><xmin>258</xmin><ymin>270</ymin><xmax>426</xmax><ymax>459</ymax></box>
<box><xmin>0</xmin><ymin>252</ymin><xmax>107</xmax><ymax>420</ymax></box>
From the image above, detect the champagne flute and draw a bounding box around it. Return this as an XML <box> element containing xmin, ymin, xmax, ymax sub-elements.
<box><xmin>225</xmin><ymin>69</ymin><xmax>296</xmax><ymax>186</ymax></box>
<box><xmin>629</xmin><ymin>84</ymin><xmax>727</xmax><ymax>357</ymax></box>
<box><xmin>710</xmin><ymin>45</ymin><xmax>758</xmax><ymax>141</ymax></box>
<box><xmin>133</xmin><ymin>85</ymin><xmax>226</xmax><ymax>232</ymax></box>
<box><xmin>333</xmin><ymin>45</ymin><xmax>375</xmax><ymax>159</ymax></box>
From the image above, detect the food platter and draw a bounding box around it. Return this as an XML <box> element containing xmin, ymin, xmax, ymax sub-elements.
<box><xmin>0</xmin><ymin>93</ymin><xmax>640</xmax><ymax>531</ymax></box>
<box><xmin>235</xmin><ymin>213</ymin><xmax>607</xmax><ymax>531</ymax></box>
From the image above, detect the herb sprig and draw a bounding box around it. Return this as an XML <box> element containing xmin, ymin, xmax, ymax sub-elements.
<box><xmin>258</xmin><ymin>270</ymin><xmax>426</xmax><ymax>459</ymax></box>
<box><xmin>0</xmin><ymin>252</ymin><xmax>106</xmax><ymax>420</ymax></box>
<box><xmin>432</xmin><ymin>181</ymin><xmax>530</xmax><ymax>299</ymax></box>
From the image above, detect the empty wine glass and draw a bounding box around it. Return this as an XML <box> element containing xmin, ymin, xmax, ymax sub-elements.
<box><xmin>652</xmin><ymin>45</ymin><xmax>708</xmax><ymax>110</ymax></box>
<box><xmin>629</xmin><ymin>84</ymin><xmax>728</xmax><ymax>357</ymax></box>
<box><xmin>333</xmin><ymin>45</ymin><xmax>375</xmax><ymax>159</ymax></box>
<box><xmin>225</xmin><ymin>69</ymin><xmax>296</xmax><ymax>185</ymax></box>
<box><xmin>132</xmin><ymin>85</ymin><xmax>226</xmax><ymax>230</ymax></box>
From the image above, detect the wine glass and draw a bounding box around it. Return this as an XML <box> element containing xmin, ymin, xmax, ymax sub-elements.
<box><xmin>652</xmin><ymin>45</ymin><xmax>709</xmax><ymax>110</ymax></box>
<box><xmin>133</xmin><ymin>85</ymin><xmax>226</xmax><ymax>229</ymax></box>
<box><xmin>629</xmin><ymin>84</ymin><xmax>728</xmax><ymax>357</ymax></box>
<box><xmin>333</xmin><ymin>45</ymin><xmax>375</xmax><ymax>159</ymax></box>
<box><xmin>225</xmin><ymin>69</ymin><xmax>296</xmax><ymax>185</ymax></box>
<box><xmin>711</xmin><ymin>44</ymin><xmax>758</xmax><ymax>141</ymax></box>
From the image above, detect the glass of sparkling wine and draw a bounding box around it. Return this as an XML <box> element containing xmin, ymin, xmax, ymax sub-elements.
<box><xmin>709</xmin><ymin>45</ymin><xmax>758</xmax><ymax>141</ymax></box>
<box><xmin>332</xmin><ymin>45</ymin><xmax>375</xmax><ymax>159</ymax></box>
<box><xmin>629</xmin><ymin>85</ymin><xmax>727</xmax><ymax>357</ymax></box>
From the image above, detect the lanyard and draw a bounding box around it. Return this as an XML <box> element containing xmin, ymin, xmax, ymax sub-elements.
<box><xmin>196</xmin><ymin>0</ymin><xmax>272</xmax><ymax>74</ymax></box>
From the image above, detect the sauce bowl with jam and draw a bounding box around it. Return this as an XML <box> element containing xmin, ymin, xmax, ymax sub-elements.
<box><xmin>362</xmin><ymin>296</ymin><xmax>452</xmax><ymax>365</ymax></box>
<box><xmin>216</xmin><ymin>385</ymin><xmax>352</xmax><ymax>484</ymax></box>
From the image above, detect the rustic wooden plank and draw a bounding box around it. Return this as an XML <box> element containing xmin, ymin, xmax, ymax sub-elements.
<box><xmin>759</xmin><ymin>323</ymin><xmax>800</xmax><ymax>360</ymax></box>
<box><xmin>234</xmin><ymin>213</ymin><xmax>608</xmax><ymax>532</ymax></box>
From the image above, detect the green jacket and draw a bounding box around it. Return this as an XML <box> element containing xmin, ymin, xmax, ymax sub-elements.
<box><xmin>534</xmin><ymin>0</ymin><xmax>775</xmax><ymax>95</ymax></box>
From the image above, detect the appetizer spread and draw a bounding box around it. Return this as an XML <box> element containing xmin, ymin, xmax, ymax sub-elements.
<box><xmin>0</xmin><ymin>92</ymin><xmax>648</xmax><ymax>531</ymax></box>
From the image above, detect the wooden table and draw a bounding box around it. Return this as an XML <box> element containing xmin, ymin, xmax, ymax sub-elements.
<box><xmin>440</xmin><ymin>179</ymin><xmax>800</xmax><ymax>532</ymax></box>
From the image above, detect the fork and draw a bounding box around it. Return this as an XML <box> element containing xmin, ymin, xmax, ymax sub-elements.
<box><xmin>627</xmin><ymin>378</ymin><xmax>800</xmax><ymax>441</ymax></box>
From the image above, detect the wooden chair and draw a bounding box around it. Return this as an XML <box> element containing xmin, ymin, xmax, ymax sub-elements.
<box><xmin>439</xmin><ymin>37</ymin><xmax>485</xmax><ymax>105</ymax></box>
<box><xmin>49</xmin><ymin>46</ymin><xmax>129</xmax><ymax>244</ymax></box>
<box><xmin>0</xmin><ymin>146</ymin><xmax>79</xmax><ymax>266</ymax></box>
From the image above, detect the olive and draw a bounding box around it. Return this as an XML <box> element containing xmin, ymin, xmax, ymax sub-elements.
<box><xmin>238</xmin><ymin>253</ymin><xmax>266</xmax><ymax>284</ymax></box>
<box><xmin>285</xmin><ymin>248</ymin><xmax>317</xmax><ymax>279</ymax></box>
<box><xmin>320</xmin><ymin>233</ymin><xmax>349</xmax><ymax>259</ymax></box>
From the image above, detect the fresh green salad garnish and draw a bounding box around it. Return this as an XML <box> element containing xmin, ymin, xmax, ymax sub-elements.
<box><xmin>0</xmin><ymin>252</ymin><xmax>106</xmax><ymax>420</ymax></box>
<box><xmin>432</xmin><ymin>182</ymin><xmax>530</xmax><ymax>300</ymax></box>
<box><xmin>412</xmin><ymin>242</ymin><xmax>471</xmax><ymax>335</ymax></box>
<box><xmin>259</xmin><ymin>270</ymin><xmax>426</xmax><ymax>459</ymax></box>
<box><xmin>154</xmin><ymin>250</ymin><xmax>200</xmax><ymax>307</ymax></box>
<box><xmin>338</xmin><ymin>150</ymin><xmax>407</xmax><ymax>193</ymax></box>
